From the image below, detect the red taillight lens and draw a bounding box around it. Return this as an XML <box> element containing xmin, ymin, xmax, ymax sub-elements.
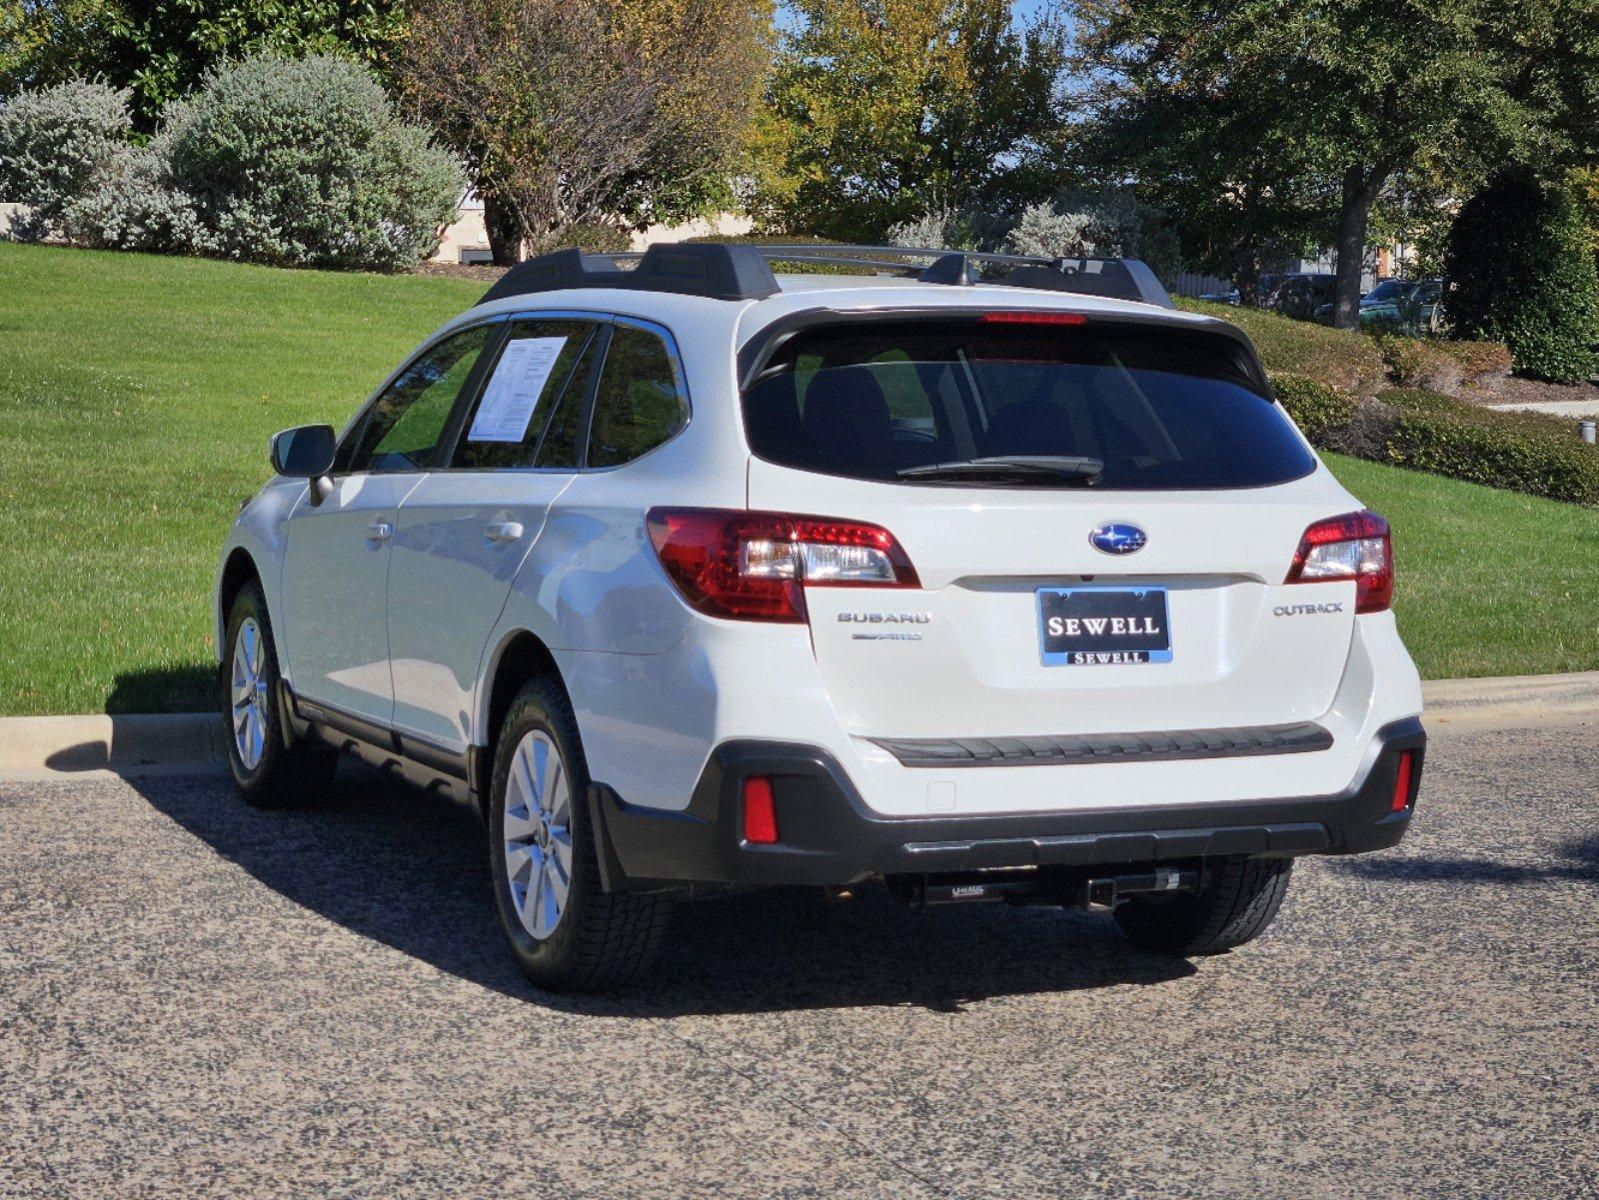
<box><xmin>646</xmin><ymin>508</ymin><xmax>919</xmax><ymax>622</ymax></box>
<box><xmin>1391</xmin><ymin>750</ymin><xmax>1415</xmax><ymax>812</ymax></box>
<box><xmin>742</xmin><ymin>775</ymin><xmax>778</xmax><ymax>844</ymax></box>
<box><xmin>978</xmin><ymin>310</ymin><xmax>1087</xmax><ymax>326</ymax></box>
<box><xmin>1284</xmin><ymin>509</ymin><xmax>1394</xmax><ymax>614</ymax></box>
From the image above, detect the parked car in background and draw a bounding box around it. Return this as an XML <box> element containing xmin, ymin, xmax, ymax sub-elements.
<box><xmin>1309</xmin><ymin>277</ymin><xmax>1447</xmax><ymax>333</ymax></box>
<box><xmin>1266</xmin><ymin>273</ymin><xmax>1336</xmax><ymax>321</ymax></box>
<box><xmin>1360</xmin><ymin>277</ymin><xmax>1445</xmax><ymax>333</ymax></box>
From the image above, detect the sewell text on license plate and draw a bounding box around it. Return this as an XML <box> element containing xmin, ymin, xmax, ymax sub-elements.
<box><xmin>1037</xmin><ymin>586</ymin><xmax>1172</xmax><ymax>666</ymax></box>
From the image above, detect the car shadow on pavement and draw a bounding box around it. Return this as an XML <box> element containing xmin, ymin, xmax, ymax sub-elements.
<box><xmin>131</xmin><ymin>766</ymin><xmax>1197</xmax><ymax>1017</ymax></box>
<box><xmin>1325</xmin><ymin>833</ymin><xmax>1599</xmax><ymax>887</ymax></box>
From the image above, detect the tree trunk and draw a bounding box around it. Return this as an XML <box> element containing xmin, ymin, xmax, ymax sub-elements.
<box><xmin>1332</xmin><ymin>166</ymin><xmax>1384</xmax><ymax>330</ymax></box>
<box><xmin>483</xmin><ymin>190</ymin><xmax>524</xmax><ymax>266</ymax></box>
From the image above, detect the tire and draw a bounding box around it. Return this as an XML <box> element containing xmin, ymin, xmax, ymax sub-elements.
<box><xmin>1113</xmin><ymin>856</ymin><xmax>1294</xmax><ymax>956</ymax></box>
<box><xmin>221</xmin><ymin>580</ymin><xmax>339</xmax><ymax>807</ymax></box>
<box><xmin>487</xmin><ymin>675</ymin><xmax>671</xmax><ymax>992</ymax></box>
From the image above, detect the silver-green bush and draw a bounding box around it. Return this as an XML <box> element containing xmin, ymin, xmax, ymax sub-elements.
<box><xmin>1004</xmin><ymin>191</ymin><xmax>1181</xmax><ymax>281</ymax></box>
<box><xmin>160</xmin><ymin>54</ymin><xmax>464</xmax><ymax>270</ymax></box>
<box><xmin>0</xmin><ymin>81</ymin><xmax>132</xmax><ymax>242</ymax></box>
<box><xmin>64</xmin><ymin>141</ymin><xmax>209</xmax><ymax>254</ymax></box>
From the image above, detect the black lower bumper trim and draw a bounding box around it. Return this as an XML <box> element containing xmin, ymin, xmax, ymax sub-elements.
<box><xmin>871</xmin><ymin>720</ymin><xmax>1333</xmax><ymax>768</ymax></box>
<box><xmin>589</xmin><ymin>717</ymin><xmax>1425</xmax><ymax>893</ymax></box>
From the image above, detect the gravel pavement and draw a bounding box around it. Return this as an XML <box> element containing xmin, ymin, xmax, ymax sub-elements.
<box><xmin>2</xmin><ymin>721</ymin><xmax>1596</xmax><ymax>1199</ymax></box>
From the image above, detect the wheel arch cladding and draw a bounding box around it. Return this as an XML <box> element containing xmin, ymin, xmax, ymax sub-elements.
<box><xmin>479</xmin><ymin>630</ymin><xmax>566</xmax><ymax>797</ymax></box>
<box><xmin>218</xmin><ymin>549</ymin><xmax>263</xmax><ymax>657</ymax></box>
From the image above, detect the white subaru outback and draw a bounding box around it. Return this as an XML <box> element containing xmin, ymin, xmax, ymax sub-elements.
<box><xmin>216</xmin><ymin>243</ymin><xmax>1425</xmax><ymax>992</ymax></box>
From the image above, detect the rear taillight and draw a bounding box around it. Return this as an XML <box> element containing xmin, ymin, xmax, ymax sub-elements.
<box><xmin>646</xmin><ymin>507</ymin><xmax>919</xmax><ymax>623</ymax></box>
<box><xmin>1284</xmin><ymin>509</ymin><xmax>1393</xmax><ymax>614</ymax></box>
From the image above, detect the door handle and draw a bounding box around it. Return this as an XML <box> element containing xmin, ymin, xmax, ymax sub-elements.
<box><xmin>366</xmin><ymin>520</ymin><xmax>394</xmax><ymax>544</ymax></box>
<box><xmin>484</xmin><ymin>520</ymin><xmax>524</xmax><ymax>544</ymax></box>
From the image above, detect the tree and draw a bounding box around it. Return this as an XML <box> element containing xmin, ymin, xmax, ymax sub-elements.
<box><xmin>1444</xmin><ymin>168</ymin><xmax>1599</xmax><ymax>382</ymax></box>
<box><xmin>0</xmin><ymin>0</ymin><xmax>407</xmax><ymax>128</ymax></box>
<box><xmin>401</xmin><ymin>0</ymin><xmax>766</xmax><ymax>264</ymax></box>
<box><xmin>1073</xmin><ymin>0</ymin><xmax>1599</xmax><ymax>327</ymax></box>
<box><xmin>750</xmin><ymin>0</ymin><xmax>1070</xmax><ymax>241</ymax></box>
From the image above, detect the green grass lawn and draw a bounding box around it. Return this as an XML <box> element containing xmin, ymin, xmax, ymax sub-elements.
<box><xmin>1</xmin><ymin>243</ymin><xmax>1595</xmax><ymax>715</ymax></box>
<box><xmin>0</xmin><ymin>243</ymin><xmax>479</xmax><ymax>715</ymax></box>
<box><xmin>1325</xmin><ymin>453</ymin><xmax>1599</xmax><ymax>679</ymax></box>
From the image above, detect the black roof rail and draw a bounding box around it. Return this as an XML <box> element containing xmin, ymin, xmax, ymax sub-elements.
<box><xmin>476</xmin><ymin>241</ymin><xmax>1173</xmax><ymax>308</ymax></box>
<box><xmin>476</xmin><ymin>243</ymin><xmax>780</xmax><ymax>306</ymax></box>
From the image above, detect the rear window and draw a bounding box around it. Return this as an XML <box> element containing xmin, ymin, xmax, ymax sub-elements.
<box><xmin>742</xmin><ymin>319</ymin><xmax>1316</xmax><ymax>490</ymax></box>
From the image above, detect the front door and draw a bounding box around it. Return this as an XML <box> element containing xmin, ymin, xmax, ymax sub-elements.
<box><xmin>281</xmin><ymin>321</ymin><xmax>500</xmax><ymax>727</ymax></box>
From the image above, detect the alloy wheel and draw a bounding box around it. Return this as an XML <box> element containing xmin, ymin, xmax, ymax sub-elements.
<box><xmin>503</xmin><ymin>730</ymin><xmax>575</xmax><ymax>940</ymax></box>
<box><xmin>230</xmin><ymin>616</ymin><xmax>268</xmax><ymax>771</ymax></box>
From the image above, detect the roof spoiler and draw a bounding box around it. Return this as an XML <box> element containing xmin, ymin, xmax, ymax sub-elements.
<box><xmin>477</xmin><ymin>243</ymin><xmax>1173</xmax><ymax>309</ymax></box>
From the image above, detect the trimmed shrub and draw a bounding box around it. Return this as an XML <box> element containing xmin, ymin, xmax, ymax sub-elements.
<box><xmin>1438</xmin><ymin>339</ymin><xmax>1513</xmax><ymax>387</ymax></box>
<box><xmin>1004</xmin><ymin>190</ymin><xmax>1180</xmax><ymax>281</ymax></box>
<box><xmin>1444</xmin><ymin>168</ymin><xmax>1599</xmax><ymax>383</ymax></box>
<box><xmin>1270</xmin><ymin>374</ymin><xmax>1357</xmax><ymax>443</ymax></box>
<box><xmin>1377</xmin><ymin>388</ymin><xmax>1599</xmax><ymax>506</ymax></box>
<box><xmin>1376</xmin><ymin>335</ymin><xmax>1464</xmax><ymax>395</ymax></box>
<box><xmin>63</xmin><ymin>142</ymin><xmax>207</xmax><ymax>254</ymax></box>
<box><xmin>887</xmin><ymin>207</ymin><xmax>982</xmax><ymax>251</ymax></box>
<box><xmin>160</xmin><ymin>54</ymin><xmax>464</xmax><ymax>271</ymax></box>
<box><xmin>1003</xmin><ymin>202</ymin><xmax>1096</xmax><ymax>258</ymax></box>
<box><xmin>0</xmin><ymin>81</ymin><xmax>132</xmax><ymax>242</ymax></box>
<box><xmin>1180</xmin><ymin>299</ymin><xmax>1387</xmax><ymax>397</ymax></box>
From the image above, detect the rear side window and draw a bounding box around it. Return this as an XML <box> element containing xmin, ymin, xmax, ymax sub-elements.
<box><xmin>587</xmin><ymin>324</ymin><xmax>688</xmax><ymax>468</ymax></box>
<box><xmin>451</xmin><ymin>318</ymin><xmax>598</xmax><ymax>470</ymax></box>
<box><xmin>742</xmin><ymin>319</ymin><xmax>1315</xmax><ymax>490</ymax></box>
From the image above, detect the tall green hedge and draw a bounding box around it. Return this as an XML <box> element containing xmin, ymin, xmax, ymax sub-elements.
<box><xmin>1270</xmin><ymin>374</ymin><xmax>1357</xmax><ymax>442</ymax></box>
<box><xmin>1444</xmin><ymin>169</ymin><xmax>1599</xmax><ymax>384</ymax></box>
<box><xmin>1377</xmin><ymin>389</ymin><xmax>1599</xmax><ymax>506</ymax></box>
<box><xmin>1270</xmin><ymin>375</ymin><xmax>1599</xmax><ymax>507</ymax></box>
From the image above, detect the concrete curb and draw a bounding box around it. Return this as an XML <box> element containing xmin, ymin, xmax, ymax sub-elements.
<box><xmin>1419</xmin><ymin>670</ymin><xmax>1599</xmax><ymax>731</ymax></box>
<box><xmin>0</xmin><ymin>713</ymin><xmax>226</xmax><ymax>782</ymax></box>
<box><xmin>2</xmin><ymin>671</ymin><xmax>1596</xmax><ymax>782</ymax></box>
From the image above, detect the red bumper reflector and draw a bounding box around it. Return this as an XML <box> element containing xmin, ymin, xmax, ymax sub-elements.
<box><xmin>743</xmin><ymin>775</ymin><xmax>779</xmax><ymax>844</ymax></box>
<box><xmin>1391</xmin><ymin>750</ymin><xmax>1415</xmax><ymax>812</ymax></box>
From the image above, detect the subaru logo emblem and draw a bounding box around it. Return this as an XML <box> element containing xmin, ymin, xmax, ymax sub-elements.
<box><xmin>1089</xmin><ymin>522</ymin><xmax>1147</xmax><ymax>555</ymax></box>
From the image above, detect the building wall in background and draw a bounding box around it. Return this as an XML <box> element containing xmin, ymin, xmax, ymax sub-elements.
<box><xmin>427</xmin><ymin>193</ymin><xmax>754</xmax><ymax>264</ymax></box>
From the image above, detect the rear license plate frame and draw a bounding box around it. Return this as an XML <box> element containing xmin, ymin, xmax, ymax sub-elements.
<box><xmin>1036</xmin><ymin>586</ymin><xmax>1173</xmax><ymax>667</ymax></box>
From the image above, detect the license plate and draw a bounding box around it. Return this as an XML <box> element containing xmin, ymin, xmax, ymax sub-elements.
<box><xmin>1037</xmin><ymin>587</ymin><xmax>1172</xmax><ymax>666</ymax></box>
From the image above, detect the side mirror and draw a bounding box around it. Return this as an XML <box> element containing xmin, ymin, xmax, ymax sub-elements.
<box><xmin>270</xmin><ymin>424</ymin><xmax>336</xmax><ymax>478</ymax></box>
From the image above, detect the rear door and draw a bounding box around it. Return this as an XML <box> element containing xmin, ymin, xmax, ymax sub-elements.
<box><xmin>385</xmin><ymin>316</ymin><xmax>605</xmax><ymax>752</ymax></box>
<box><xmin>742</xmin><ymin>313</ymin><xmax>1359</xmax><ymax>740</ymax></box>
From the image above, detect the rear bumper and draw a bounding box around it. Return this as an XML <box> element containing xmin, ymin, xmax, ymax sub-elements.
<box><xmin>588</xmin><ymin>717</ymin><xmax>1426</xmax><ymax>893</ymax></box>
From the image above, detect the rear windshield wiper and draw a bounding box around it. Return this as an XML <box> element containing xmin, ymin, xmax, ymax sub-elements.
<box><xmin>896</xmin><ymin>455</ymin><xmax>1104</xmax><ymax>486</ymax></box>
